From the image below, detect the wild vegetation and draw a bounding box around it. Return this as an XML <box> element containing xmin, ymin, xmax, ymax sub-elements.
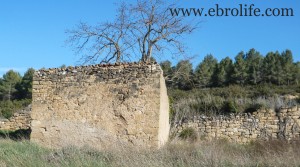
<box><xmin>169</xmin><ymin>84</ymin><xmax>300</xmax><ymax>123</ymax></box>
<box><xmin>161</xmin><ymin>49</ymin><xmax>299</xmax><ymax>90</ymax></box>
<box><xmin>0</xmin><ymin>48</ymin><xmax>299</xmax><ymax>166</ymax></box>
<box><xmin>0</xmin><ymin>48</ymin><xmax>299</xmax><ymax>120</ymax></box>
<box><xmin>1</xmin><ymin>139</ymin><xmax>300</xmax><ymax>167</ymax></box>
<box><xmin>0</xmin><ymin>68</ymin><xmax>33</xmax><ymax>118</ymax></box>
<box><xmin>162</xmin><ymin>49</ymin><xmax>300</xmax><ymax>122</ymax></box>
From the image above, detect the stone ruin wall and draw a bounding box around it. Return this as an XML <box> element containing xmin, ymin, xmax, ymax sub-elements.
<box><xmin>0</xmin><ymin>106</ymin><xmax>31</xmax><ymax>131</ymax></box>
<box><xmin>4</xmin><ymin>61</ymin><xmax>299</xmax><ymax>146</ymax></box>
<box><xmin>172</xmin><ymin>106</ymin><xmax>300</xmax><ymax>142</ymax></box>
<box><xmin>31</xmin><ymin>62</ymin><xmax>170</xmax><ymax>150</ymax></box>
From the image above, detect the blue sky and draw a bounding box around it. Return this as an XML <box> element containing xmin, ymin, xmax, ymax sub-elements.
<box><xmin>0</xmin><ymin>0</ymin><xmax>299</xmax><ymax>76</ymax></box>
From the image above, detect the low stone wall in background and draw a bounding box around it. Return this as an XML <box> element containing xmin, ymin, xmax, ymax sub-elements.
<box><xmin>0</xmin><ymin>106</ymin><xmax>31</xmax><ymax>131</ymax></box>
<box><xmin>172</xmin><ymin>106</ymin><xmax>300</xmax><ymax>143</ymax></box>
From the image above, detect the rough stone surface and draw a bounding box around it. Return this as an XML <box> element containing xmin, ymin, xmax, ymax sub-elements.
<box><xmin>31</xmin><ymin>62</ymin><xmax>170</xmax><ymax>150</ymax></box>
<box><xmin>172</xmin><ymin>106</ymin><xmax>300</xmax><ymax>143</ymax></box>
<box><xmin>0</xmin><ymin>106</ymin><xmax>31</xmax><ymax>131</ymax></box>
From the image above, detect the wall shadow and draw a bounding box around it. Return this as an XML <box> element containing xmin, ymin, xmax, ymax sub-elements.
<box><xmin>0</xmin><ymin>129</ymin><xmax>31</xmax><ymax>141</ymax></box>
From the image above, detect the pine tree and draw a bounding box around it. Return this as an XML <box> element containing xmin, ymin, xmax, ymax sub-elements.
<box><xmin>213</xmin><ymin>57</ymin><xmax>233</xmax><ymax>86</ymax></box>
<box><xmin>245</xmin><ymin>49</ymin><xmax>263</xmax><ymax>85</ymax></box>
<box><xmin>160</xmin><ymin>61</ymin><xmax>173</xmax><ymax>87</ymax></box>
<box><xmin>174</xmin><ymin>60</ymin><xmax>194</xmax><ymax>90</ymax></box>
<box><xmin>262</xmin><ymin>52</ymin><xmax>275</xmax><ymax>84</ymax></box>
<box><xmin>274</xmin><ymin>51</ymin><xmax>284</xmax><ymax>85</ymax></box>
<box><xmin>232</xmin><ymin>52</ymin><xmax>248</xmax><ymax>85</ymax></box>
<box><xmin>261</xmin><ymin>52</ymin><xmax>285</xmax><ymax>85</ymax></box>
<box><xmin>194</xmin><ymin>54</ymin><xmax>217</xmax><ymax>88</ymax></box>
<box><xmin>0</xmin><ymin>70</ymin><xmax>22</xmax><ymax>101</ymax></box>
<box><xmin>293</xmin><ymin>62</ymin><xmax>300</xmax><ymax>85</ymax></box>
<box><xmin>281</xmin><ymin>50</ymin><xmax>294</xmax><ymax>85</ymax></box>
<box><xmin>16</xmin><ymin>68</ymin><xmax>35</xmax><ymax>99</ymax></box>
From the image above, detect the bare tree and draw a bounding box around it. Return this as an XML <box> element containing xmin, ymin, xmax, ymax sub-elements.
<box><xmin>66</xmin><ymin>3</ymin><xmax>132</xmax><ymax>64</ymax></box>
<box><xmin>66</xmin><ymin>0</ymin><xmax>199</xmax><ymax>64</ymax></box>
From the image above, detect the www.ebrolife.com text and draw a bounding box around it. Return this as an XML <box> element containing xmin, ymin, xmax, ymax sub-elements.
<box><xmin>170</xmin><ymin>4</ymin><xmax>294</xmax><ymax>17</ymax></box>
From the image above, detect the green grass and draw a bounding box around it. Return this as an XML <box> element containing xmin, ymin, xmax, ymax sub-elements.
<box><xmin>0</xmin><ymin>139</ymin><xmax>300</xmax><ymax>167</ymax></box>
<box><xmin>0</xmin><ymin>140</ymin><xmax>109</xmax><ymax>167</ymax></box>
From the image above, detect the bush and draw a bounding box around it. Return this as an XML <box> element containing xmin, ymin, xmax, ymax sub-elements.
<box><xmin>222</xmin><ymin>101</ymin><xmax>238</xmax><ymax>114</ymax></box>
<box><xmin>244</xmin><ymin>103</ymin><xmax>264</xmax><ymax>113</ymax></box>
<box><xmin>168</xmin><ymin>88</ymin><xmax>190</xmax><ymax>101</ymax></box>
<box><xmin>222</xmin><ymin>85</ymin><xmax>248</xmax><ymax>98</ymax></box>
<box><xmin>169</xmin><ymin>97</ymin><xmax>176</xmax><ymax>121</ymax></box>
<box><xmin>0</xmin><ymin>99</ymin><xmax>31</xmax><ymax>119</ymax></box>
<box><xmin>169</xmin><ymin>85</ymin><xmax>300</xmax><ymax>125</ymax></box>
<box><xmin>178</xmin><ymin>127</ymin><xmax>197</xmax><ymax>141</ymax></box>
<box><xmin>0</xmin><ymin>100</ymin><xmax>15</xmax><ymax>118</ymax></box>
<box><xmin>254</xmin><ymin>84</ymin><xmax>274</xmax><ymax>97</ymax></box>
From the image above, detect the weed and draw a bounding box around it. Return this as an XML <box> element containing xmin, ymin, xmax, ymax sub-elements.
<box><xmin>178</xmin><ymin>128</ymin><xmax>197</xmax><ymax>142</ymax></box>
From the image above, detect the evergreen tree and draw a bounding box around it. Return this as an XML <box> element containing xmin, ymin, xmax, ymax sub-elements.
<box><xmin>261</xmin><ymin>52</ymin><xmax>283</xmax><ymax>85</ymax></box>
<box><xmin>281</xmin><ymin>50</ymin><xmax>294</xmax><ymax>85</ymax></box>
<box><xmin>0</xmin><ymin>70</ymin><xmax>22</xmax><ymax>101</ymax></box>
<box><xmin>213</xmin><ymin>57</ymin><xmax>233</xmax><ymax>86</ymax></box>
<box><xmin>160</xmin><ymin>61</ymin><xmax>172</xmax><ymax>76</ymax></box>
<box><xmin>262</xmin><ymin>52</ymin><xmax>275</xmax><ymax>84</ymax></box>
<box><xmin>174</xmin><ymin>60</ymin><xmax>194</xmax><ymax>90</ymax></box>
<box><xmin>274</xmin><ymin>51</ymin><xmax>284</xmax><ymax>85</ymax></box>
<box><xmin>160</xmin><ymin>61</ymin><xmax>173</xmax><ymax>87</ymax></box>
<box><xmin>232</xmin><ymin>52</ymin><xmax>248</xmax><ymax>85</ymax></box>
<box><xmin>245</xmin><ymin>49</ymin><xmax>263</xmax><ymax>85</ymax></box>
<box><xmin>194</xmin><ymin>54</ymin><xmax>217</xmax><ymax>88</ymax></box>
<box><xmin>16</xmin><ymin>68</ymin><xmax>35</xmax><ymax>99</ymax></box>
<box><xmin>293</xmin><ymin>62</ymin><xmax>300</xmax><ymax>85</ymax></box>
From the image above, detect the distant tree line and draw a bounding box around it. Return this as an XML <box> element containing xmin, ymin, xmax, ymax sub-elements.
<box><xmin>161</xmin><ymin>49</ymin><xmax>300</xmax><ymax>90</ymax></box>
<box><xmin>0</xmin><ymin>49</ymin><xmax>299</xmax><ymax>117</ymax></box>
<box><xmin>0</xmin><ymin>68</ymin><xmax>34</xmax><ymax>118</ymax></box>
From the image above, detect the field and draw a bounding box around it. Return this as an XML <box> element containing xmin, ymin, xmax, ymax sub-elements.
<box><xmin>0</xmin><ymin>139</ymin><xmax>300</xmax><ymax>167</ymax></box>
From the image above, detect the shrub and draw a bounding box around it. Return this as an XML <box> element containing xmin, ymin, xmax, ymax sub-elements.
<box><xmin>0</xmin><ymin>99</ymin><xmax>31</xmax><ymax>119</ymax></box>
<box><xmin>178</xmin><ymin>127</ymin><xmax>197</xmax><ymax>141</ymax></box>
<box><xmin>222</xmin><ymin>100</ymin><xmax>238</xmax><ymax>114</ymax></box>
<box><xmin>244</xmin><ymin>103</ymin><xmax>264</xmax><ymax>113</ymax></box>
<box><xmin>224</xmin><ymin>85</ymin><xmax>248</xmax><ymax>98</ymax></box>
<box><xmin>169</xmin><ymin>97</ymin><xmax>176</xmax><ymax>121</ymax></box>
<box><xmin>254</xmin><ymin>84</ymin><xmax>274</xmax><ymax>97</ymax></box>
<box><xmin>0</xmin><ymin>100</ymin><xmax>15</xmax><ymax>118</ymax></box>
<box><xmin>169</xmin><ymin>85</ymin><xmax>300</xmax><ymax>125</ymax></box>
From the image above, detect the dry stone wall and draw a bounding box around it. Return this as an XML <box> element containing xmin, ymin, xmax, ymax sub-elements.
<box><xmin>173</xmin><ymin>106</ymin><xmax>300</xmax><ymax>143</ymax></box>
<box><xmin>0</xmin><ymin>106</ymin><xmax>31</xmax><ymax>131</ymax></box>
<box><xmin>31</xmin><ymin>62</ymin><xmax>170</xmax><ymax>150</ymax></box>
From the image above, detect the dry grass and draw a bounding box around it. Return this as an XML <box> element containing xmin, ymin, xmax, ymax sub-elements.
<box><xmin>0</xmin><ymin>139</ymin><xmax>300</xmax><ymax>167</ymax></box>
<box><xmin>109</xmin><ymin>139</ymin><xmax>300</xmax><ymax>167</ymax></box>
<box><xmin>171</xmin><ymin>95</ymin><xmax>299</xmax><ymax>127</ymax></box>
